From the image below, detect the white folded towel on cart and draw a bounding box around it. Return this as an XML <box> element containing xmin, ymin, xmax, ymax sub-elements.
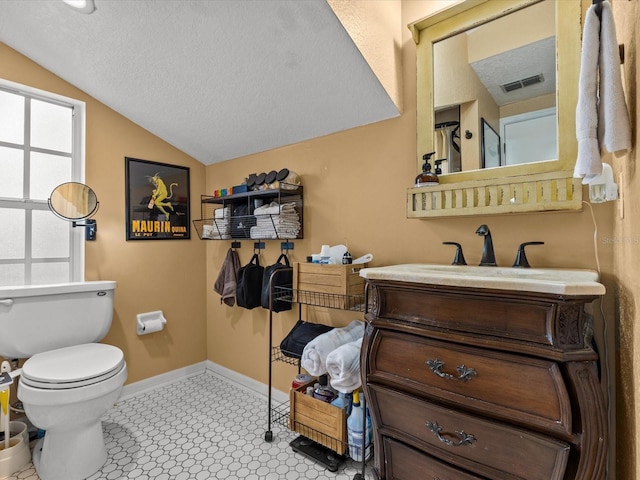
<box><xmin>301</xmin><ymin>320</ymin><xmax>364</xmax><ymax>376</ymax></box>
<box><xmin>326</xmin><ymin>338</ymin><xmax>363</xmax><ymax>394</ymax></box>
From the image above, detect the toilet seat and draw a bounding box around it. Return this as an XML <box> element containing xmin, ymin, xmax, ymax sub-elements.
<box><xmin>21</xmin><ymin>343</ymin><xmax>125</xmax><ymax>389</ymax></box>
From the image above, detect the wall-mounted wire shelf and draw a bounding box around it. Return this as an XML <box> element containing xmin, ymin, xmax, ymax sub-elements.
<box><xmin>193</xmin><ymin>185</ymin><xmax>303</xmax><ymax>240</ymax></box>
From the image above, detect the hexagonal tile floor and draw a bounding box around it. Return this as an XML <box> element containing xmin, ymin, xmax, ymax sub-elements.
<box><xmin>6</xmin><ymin>372</ymin><xmax>372</xmax><ymax>479</ymax></box>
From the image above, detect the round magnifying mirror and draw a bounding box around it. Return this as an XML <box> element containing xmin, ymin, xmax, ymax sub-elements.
<box><xmin>48</xmin><ymin>182</ymin><xmax>99</xmax><ymax>221</ymax></box>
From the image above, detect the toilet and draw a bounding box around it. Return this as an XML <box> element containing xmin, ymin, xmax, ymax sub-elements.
<box><xmin>0</xmin><ymin>281</ymin><xmax>127</xmax><ymax>480</ymax></box>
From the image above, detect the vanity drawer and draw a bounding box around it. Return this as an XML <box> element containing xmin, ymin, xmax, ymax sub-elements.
<box><xmin>370</xmin><ymin>385</ymin><xmax>570</xmax><ymax>480</ymax></box>
<box><xmin>384</xmin><ymin>437</ymin><xmax>484</xmax><ymax>480</ymax></box>
<box><xmin>367</xmin><ymin>329</ymin><xmax>571</xmax><ymax>437</ymax></box>
<box><xmin>371</xmin><ymin>282</ymin><xmax>581</xmax><ymax>348</ymax></box>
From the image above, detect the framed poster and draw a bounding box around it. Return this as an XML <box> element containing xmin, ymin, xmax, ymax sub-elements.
<box><xmin>125</xmin><ymin>157</ymin><xmax>190</xmax><ymax>240</ymax></box>
<box><xmin>481</xmin><ymin>118</ymin><xmax>501</xmax><ymax>169</ymax></box>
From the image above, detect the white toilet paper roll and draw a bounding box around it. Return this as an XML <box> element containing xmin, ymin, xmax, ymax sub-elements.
<box><xmin>136</xmin><ymin>311</ymin><xmax>167</xmax><ymax>335</ymax></box>
<box><xmin>140</xmin><ymin>318</ymin><xmax>164</xmax><ymax>334</ymax></box>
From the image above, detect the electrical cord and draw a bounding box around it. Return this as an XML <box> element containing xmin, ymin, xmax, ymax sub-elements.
<box><xmin>583</xmin><ymin>200</ymin><xmax>611</xmax><ymax>479</ymax></box>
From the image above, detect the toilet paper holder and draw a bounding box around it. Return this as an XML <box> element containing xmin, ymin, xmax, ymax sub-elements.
<box><xmin>136</xmin><ymin>310</ymin><xmax>167</xmax><ymax>335</ymax></box>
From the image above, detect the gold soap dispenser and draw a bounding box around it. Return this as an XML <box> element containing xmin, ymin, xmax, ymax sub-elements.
<box><xmin>415</xmin><ymin>152</ymin><xmax>439</xmax><ymax>186</ymax></box>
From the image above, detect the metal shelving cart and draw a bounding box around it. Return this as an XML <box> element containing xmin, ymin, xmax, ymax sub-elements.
<box><xmin>264</xmin><ymin>270</ymin><xmax>370</xmax><ymax>480</ymax></box>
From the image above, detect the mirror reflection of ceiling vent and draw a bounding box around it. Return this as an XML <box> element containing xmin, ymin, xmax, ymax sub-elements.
<box><xmin>500</xmin><ymin>73</ymin><xmax>545</xmax><ymax>93</ymax></box>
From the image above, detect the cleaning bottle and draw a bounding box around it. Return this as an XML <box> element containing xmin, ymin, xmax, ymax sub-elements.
<box><xmin>330</xmin><ymin>391</ymin><xmax>349</xmax><ymax>409</ymax></box>
<box><xmin>415</xmin><ymin>152</ymin><xmax>439</xmax><ymax>186</ymax></box>
<box><xmin>347</xmin><ymin>390</ymin><xmax>372</xmax><ymax>462</ymax></box>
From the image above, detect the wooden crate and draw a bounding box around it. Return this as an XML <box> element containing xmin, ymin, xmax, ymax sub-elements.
<box><xmin>289</xmin><ymin>380</ymin><xmax>348</xmax><ymax>454</ymax></box>
<box><xmin>293</xmin><ymin>263</ymin><xmax>367</xmax><ymax>309</ymax></box>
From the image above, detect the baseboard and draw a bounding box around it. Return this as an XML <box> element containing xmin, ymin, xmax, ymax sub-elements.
<box><xmin>118</xmin><ymin>360</ymin><xmax>288</xmax><ymax>405</ymax></box>
<box><xmin>205</xmin><ymin>360</ymin><xmax>289</xmax><ymax>404</ymax></box>
<box><xmin>118</xmin><ymin>361</ymin><xmax>208</xmax><ymax>401</ymax></box>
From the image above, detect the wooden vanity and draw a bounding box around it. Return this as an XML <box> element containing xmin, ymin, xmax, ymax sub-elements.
<box><xmin>360</xmin><ymin>266</ymin><xmax>607</xmax><ymax>480</ymax></box>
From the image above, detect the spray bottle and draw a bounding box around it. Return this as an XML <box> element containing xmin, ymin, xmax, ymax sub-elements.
<box><xmin>347</xmin><ymin>390</ymin><xmax>372</xmax><ymax>462</ymax></box>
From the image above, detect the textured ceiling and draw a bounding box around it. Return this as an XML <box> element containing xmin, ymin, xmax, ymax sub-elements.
<box><xmin>0</xmin><ymin>0</ymin><xmax>399</xmax><ymax>165</ymax></box>
<box><xmin>470</xmin><ymin>37</ymin><xmax>556</xmax><ymax>107</ymax></box>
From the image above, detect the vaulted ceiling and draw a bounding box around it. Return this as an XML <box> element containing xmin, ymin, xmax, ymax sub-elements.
<box><xmin>0</xmin><ymin>0</ymin><xmax>399</xmax><ymax>165</ymax></box>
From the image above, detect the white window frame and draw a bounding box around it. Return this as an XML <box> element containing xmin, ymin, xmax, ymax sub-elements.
<box><xmin>0</xmin><ymin>78</ymin><xmax>86</xmax><ymax>283</ymax></box>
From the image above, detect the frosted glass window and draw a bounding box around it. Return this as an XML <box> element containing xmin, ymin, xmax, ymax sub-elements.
<box><xmin>0</xmin><ymin>265</ymin><xmax>25</xmax><ymax>287</ymax></box>
<box><xmin>30</xmin><ymin>99</ymin><xmax>72</xmax><ymax>153</ymax></box>
<box><xmin>0</xmin><ymin>146</ymin><xmax>24</xmax><ymax>198</ymax></box>
<box><xmin>0</xmin><ymin>208</ymin><xmax>26</xmax><ymax>259</ymax></box>
<box><xmin>32</xmin><ymin>210</ymin><xmax>70</xmax><ymax>258</ymax></box>
<box><xmin>0</xmin><ymin>79</ymin><xmax>83</xmax><ymax>286</ymax></box>
<box><xmin>31</xmin><ymin>262</ymin><xmax>70</xmax><ymax>285</ymax></box>
<box><xmin>30</xmin><ymin>151</ymin><xmax>72</xmax><ymax>200</ymax></box>
<box><xmin>0</xmin><ymin>90</ymin><xmax>25</xmax><ymax>145</ymax></box>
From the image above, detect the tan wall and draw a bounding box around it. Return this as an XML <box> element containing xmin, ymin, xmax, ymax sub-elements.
<box><xmin>611</xmin><ymin>1</ymin><xmax>638</xmax><ymax>478</ymax></box>
<box><xmin>0</xmin><ymin>43</ymin><xmax>208</xmax><ymax>385</ymax></box>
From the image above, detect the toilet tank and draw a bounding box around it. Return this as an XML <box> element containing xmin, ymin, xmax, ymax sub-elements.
<box><xmin>0</xmin><ymin>281</ymin><xmax>116</xmax><ymax>359</ymax></box>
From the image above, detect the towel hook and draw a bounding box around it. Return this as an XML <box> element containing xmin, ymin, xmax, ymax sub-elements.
<box><xmin>280</xmin><ymin>242</ymin><xmax>294</xmax><ymax>255</ymax></box>
<box><xmin>593</xmin><ymin>0</ymin><xmax>604</xmax><ymax>18</ymax></box>
<box><xmin>231</xmin><ymin>241</ymin><xmax>241</xmax><ymax>251</ymax></box>
<box><xmin>254</xmin><ymin>241</ymin><xmax>265</xmax><ymax>253</ymax></box>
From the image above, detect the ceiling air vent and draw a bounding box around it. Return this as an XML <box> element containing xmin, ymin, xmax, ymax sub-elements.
<box><xmin>500</xmin><ymin>73</ymin><xmax>544</xmax><ymax>93</ymax></box>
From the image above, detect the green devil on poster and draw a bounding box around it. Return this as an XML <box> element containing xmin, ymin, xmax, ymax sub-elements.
<box><xmin>125</xmin><ymin>157</ymin><xmax>190</xmax><ymax>240</ymax></box>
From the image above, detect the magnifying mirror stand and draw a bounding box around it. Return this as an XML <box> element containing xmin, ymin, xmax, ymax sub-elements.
<box><xmin>72</xmin><ymin>220</ymin><xmax>97</xmax><ymax>241</ymax></box>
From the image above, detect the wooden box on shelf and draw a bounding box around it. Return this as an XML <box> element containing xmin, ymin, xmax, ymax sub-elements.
<box><xmin>293</xmin><ymin>263</ymin><xmax>367</xmax><ymax>309</ymax></box>
<box><xmin>289</xmin><ymin>380</ymin><xmax>348</xmax><ymax>454</ymax></box>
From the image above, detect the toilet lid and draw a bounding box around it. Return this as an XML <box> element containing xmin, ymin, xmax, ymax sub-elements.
<box><xmin>21</xmin><ymin>344</ymin><xmax>125</xmax><ymax>389</ymax></box>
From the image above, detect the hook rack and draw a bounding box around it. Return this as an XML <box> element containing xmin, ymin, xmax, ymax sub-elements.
<box><xmin>231</xmin><ymin>241</ymin><xmax>241</xmax><ymax>250</ymax></box>
<box><xmin>254</xmin><ymin>242</ymin><xmax>265</xmax><ymax>251</ymax></box>
<box><xmin>280</xmin><ymin>242</ymin><xmax>294</xmax><ymax>253</ymax></box>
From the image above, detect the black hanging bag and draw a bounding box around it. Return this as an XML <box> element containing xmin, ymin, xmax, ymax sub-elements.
<box><xmin>236</xmin><ymin>253</ymin><xmax>264</xmax><ymax>309</ymax></box>
<box><xmin>261</xmin><ymin>253</ymin><xmax>293</xmax><ymax>312</ymax></box>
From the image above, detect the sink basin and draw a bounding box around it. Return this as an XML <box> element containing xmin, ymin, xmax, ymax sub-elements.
<box><xmin>359</xmin><ymin>264</ymin><xmax>605</xmax><ymax>296</ymax></box>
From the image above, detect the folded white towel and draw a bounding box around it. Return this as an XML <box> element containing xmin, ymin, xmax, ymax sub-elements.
<box><xmin>326</xmin><ymin>338</ymin><xmax>363</xmax><ymax>394</ymax></box>
<box><xmin>214</xmin><ymin>207</ymin><xmax>230</xmax><ymax>219</ymax></box>
<box><xmin>256</xmin><ymin>218</ymin><xmax>299</xmax><ymax>229</ymax></box>
<box><xmin>575</xmin><ymin>1</ymin><xmax>630</xmax><ymax>179</ymax></box>
<box><xmin>250</xmin><ymin>226</ymin><xmax>299</xmax><ymax>239</ymax></box>
<box><xmin>254</xmin><ymin>202</ymin><xmax>298</xmax><ymax>216</ymax></box>
<box><xmin>301</xmin><ymin>320</ymin><xmax>364</xmax><ymax>376</ymax></box>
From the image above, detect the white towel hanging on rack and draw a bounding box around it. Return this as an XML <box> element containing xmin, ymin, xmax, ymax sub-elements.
<box><xmin>574</xmin><ymin>1</ymin><xmax>631</xmax><ymax>180</ymax></box>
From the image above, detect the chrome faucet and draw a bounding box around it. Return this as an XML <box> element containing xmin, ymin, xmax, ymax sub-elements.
<box><xmin>475</xmin><ymin>224</ymin><xmax>497</xmax><ymax>266</ymax></box>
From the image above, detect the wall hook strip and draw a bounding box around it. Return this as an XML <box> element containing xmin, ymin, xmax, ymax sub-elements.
<box><xmin>280</xmin><ymin>242</ymin><xmax>294</xmax><ymax>252</ymax></box>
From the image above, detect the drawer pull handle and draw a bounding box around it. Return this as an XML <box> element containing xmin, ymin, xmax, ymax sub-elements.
<box><xmin>426</xmin><ymin>358</ymin><xmax>477</xmax><ymax>382</ymax></box>
<box><xmin>425</xmin><ymin>421</ymin><xmax>476</xmax><ymax>447</ymax></box>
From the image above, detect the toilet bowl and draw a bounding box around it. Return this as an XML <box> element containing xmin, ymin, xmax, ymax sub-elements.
<box><xmin>18</xmin><ymin>344</ymin><xmax>127</xmax><ymax>480</ymax></box>
<box><xmin>0</xmin><ymin>281</ymin><xmax>127</xmax><ymax>480</ymax></box>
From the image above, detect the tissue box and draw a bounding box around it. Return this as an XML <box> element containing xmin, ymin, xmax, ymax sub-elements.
<box><xmin>289</xmin><ymin>380</ymin><xmax>347</xmax><ymax>454</ymax></box>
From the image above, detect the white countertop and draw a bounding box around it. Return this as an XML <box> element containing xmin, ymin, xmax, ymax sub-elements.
<box><xmin>359</xmin><ymin>264</ymin><xmax>605</xmax><ymax>296</ymax></box>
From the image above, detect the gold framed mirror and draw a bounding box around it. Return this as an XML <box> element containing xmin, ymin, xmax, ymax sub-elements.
<box><xmin>407</xmin><ymin>0</ymin><xmax>583</xmax><ymax>217</ymax></box>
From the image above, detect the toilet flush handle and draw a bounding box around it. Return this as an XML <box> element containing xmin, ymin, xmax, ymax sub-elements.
<box><xmin>0</xmin><ymin>299</ymin><xmax>13</xmax><ymax>307</ymax></box>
